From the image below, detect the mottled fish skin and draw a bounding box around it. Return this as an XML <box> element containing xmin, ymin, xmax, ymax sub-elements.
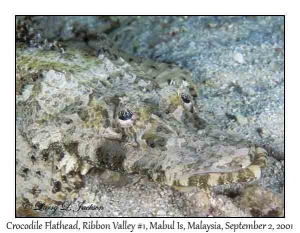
<box><xmin>16</xmin><ymin>32</ymin><xmax>268</xmax><ymax>216</ymax></box>
<box><xmin>173</xmin><ymin>147</ymin><xmax>268</xmax><ymax>189</ymax></box>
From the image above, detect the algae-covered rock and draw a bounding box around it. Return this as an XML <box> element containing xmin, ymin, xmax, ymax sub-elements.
<box><xmin>209</xmin><ymin>195</ymin><xmax>251</xmax><ymax>217</ymax></box>
<box><xmin>185</xmin><ymin>190</ymin><xmax>211</xmax><ymax>217</ymax></box>
<box><xmin>239</xmin><ymin>184</ymin><xmax>284</xmax><ymax>217</ymax></box>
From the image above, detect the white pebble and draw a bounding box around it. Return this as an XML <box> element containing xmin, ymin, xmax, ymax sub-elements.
<box><xmin>156</xmin><ymin>210</ymin><xmax>167</xmax><ymax>216</ymax></box>
<box><xmin>233</xmin><ymin>52</ymin><xmax>245</xmax><ymax>64</ymax></box>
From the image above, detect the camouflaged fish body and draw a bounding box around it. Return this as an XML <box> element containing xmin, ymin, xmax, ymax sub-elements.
<box><xmin>16</xmin><ymin>34</ymin><xmax>268</xmax><ymax>214</ymax></box>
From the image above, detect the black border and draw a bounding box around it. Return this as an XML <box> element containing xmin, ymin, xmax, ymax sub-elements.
<box><xmin>15</xmin><ymin>15</ymin><xmax>285</xmax><ymax>219</ymax></box>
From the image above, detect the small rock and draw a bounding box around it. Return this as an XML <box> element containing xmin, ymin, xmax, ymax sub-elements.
<box><xmin>137</xmin><ymin>79</ymin><xmax>149</xmax><ymax>87</ymax></box>
<box><xmin>156</xmin><ymin>210</ymin><xmax>167</xmax><ymax>216</ymax></box>
<box><xmin>240</xmin><ymin>184</ymin><xmax>284</xmax><ymax>217</ymax></box>
<box><xmin>207</xmin><ymin>23</ymin><xmax>218</xmax><ymax>28</ymax></box>
<box><xmin>210</xmin><ymin>195</ymin><xmax>250</xmax><ymax>217</ymax></box>
<box><xmin>113</xmin><ymin>211</ymin><xmax>119</xmax><ymax>216</ymax></box>
<box><xmin>168</xmin><ymin>211</ymin><xmax>174</xmax><ymax>216</ymax></box>
<box><xmin>186</xmin><ymin>190</ymin><xmax>210</xmax><ymax>217</ymax></box>
<box><xmin>233</xmin><ymin>52</ymin><xmax>245</xmax><ymax>64</ymax></box>
<box><xmin>98</xmin><ymin>169</ymin><xmax>129</xmax><ymax>187</ymax></box>
<box><xmin>235</xmin><ymin>113</ymin><xmax>248</xmax><ymax>125</ymax></box>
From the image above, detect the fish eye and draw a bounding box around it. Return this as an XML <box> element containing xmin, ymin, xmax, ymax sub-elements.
<box><xmin>117</xmin><ymin>108</ymin><xmax>135</xmax><ymax>128</ymax></box>
<box><xmin>118</xmin><ymin>109</ymin><xmax>133</xmax><ymax>121</ymax></box>
<box><xmin>180</xmin><ymin>93</ymin><xmax>191</xmax><ymax>104</ymax></box>
<box><xmin>180</xmin><ymin>92</ymin><xmax>193</xmax><ymax>112</ymax></box>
